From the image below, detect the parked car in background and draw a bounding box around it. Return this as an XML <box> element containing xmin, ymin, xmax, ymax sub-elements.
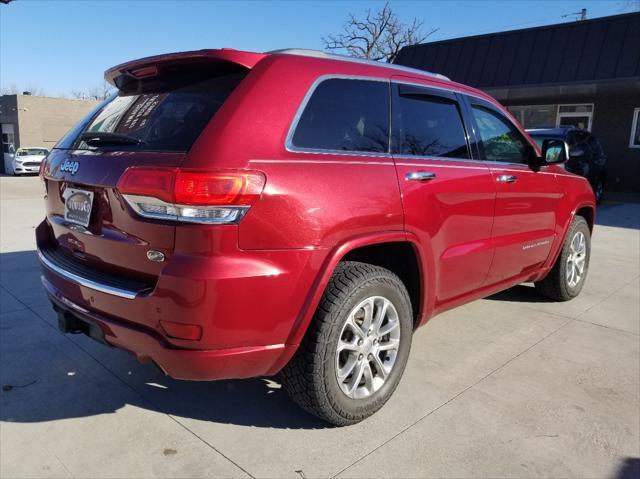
<box><xmin>37</xmin><ymin>48</ymin><xmax>595</xmax><ymax>426</ymax></box>
<box><xmin>527</xmin><ymin>127</ymin><xmax>607</xmax><ymax>203</ymax></box>
<box><xmin>5</xmin><ymin>147</ymin><xmax>50</xmax><ymax>176</ymax></box>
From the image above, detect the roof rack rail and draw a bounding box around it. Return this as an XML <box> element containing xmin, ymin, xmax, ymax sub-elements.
<box><xmin>267</xmin><ymin>48</ymin><xmax>450</xmax><ymax>81</ymax></box>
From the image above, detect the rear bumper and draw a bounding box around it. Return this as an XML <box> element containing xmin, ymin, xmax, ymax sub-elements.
<box><xmin>43</xmin><ymin>276</ymin><xmax>295</xmax><ymax>380</ymax></box>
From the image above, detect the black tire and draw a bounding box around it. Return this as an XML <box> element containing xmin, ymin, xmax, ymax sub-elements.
<box><xmin>281</xmin><ymin>261</ymin><xmax>413</xmax><ymax>426</ymax></box>
<box><xmin>535</xmin><ymin>216</ymin><xmax>591</xmax><ymax>301</ymax></box>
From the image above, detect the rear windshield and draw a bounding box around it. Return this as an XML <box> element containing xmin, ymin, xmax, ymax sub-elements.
<box><xmin>57</xmin><ymin>70</ymin><xmax>246</xmax><ymax>152</ymax></box>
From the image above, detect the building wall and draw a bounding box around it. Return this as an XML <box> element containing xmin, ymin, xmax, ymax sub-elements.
<box><xmin>14</xmin><ymin>95</ymin><xmax>100</xmax><ymax>149</ymax></box>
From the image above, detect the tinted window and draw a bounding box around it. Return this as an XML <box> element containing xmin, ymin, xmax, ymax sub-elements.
<box><xmin>291</xmin><ymin>79</ymin><xmax>389</xmax><ymax>153</ymax></box>
<box><xmin>64</xmin><ymin>71</ymin><xmax>247</xmax><ymax>152</ymax></box>
<box><xmin>393</xmin><ymin>92</ymin><xmax>469</xmax><ymax>158</ymax></box>
<box><xmin>471</xmin><ymin>105</ymin><xmax>533</xmax><ymax>163</ymax></box>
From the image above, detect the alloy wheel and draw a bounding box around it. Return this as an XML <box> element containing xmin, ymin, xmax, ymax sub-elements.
<box><xmin>335</xmin><ymin>296</ymin><xmax>401</xmax><ymax>399</ymax></box>
<box><xmin>566</xmin><ymin>231</ymin><xmax>587</xmax><ymax>288</ymax></box>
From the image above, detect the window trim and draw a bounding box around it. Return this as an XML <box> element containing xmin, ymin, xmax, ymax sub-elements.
<box><xmin>556</xmin><ymin>103</ymin><xmax>595</xmax><ymax>131</ymax></box>
<box><xmin>285</xmin><ymin>75</ymin><xmax>392</xmax><ymax>158</ymax></box>
<box><xmin>630</xmin><ymin>108</ymin><xmax>640</xmax><ymax>149</ymax></box>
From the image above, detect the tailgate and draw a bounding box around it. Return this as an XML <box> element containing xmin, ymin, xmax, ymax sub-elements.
<box><xmin>41</xmin><ymin>149</ymin><xmax>184</xmax><ymax>283</ymax></box>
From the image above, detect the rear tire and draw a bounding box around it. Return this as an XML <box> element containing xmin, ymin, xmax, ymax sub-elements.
<box><xmin>535</xmin><ymin>216</ymin><xmax>591</xmax><ymax>301</ymax></box>
<box><xmin>281</xmin><ymin>261</ymin><xmax>413</xmax><ymax>426</ymax></box>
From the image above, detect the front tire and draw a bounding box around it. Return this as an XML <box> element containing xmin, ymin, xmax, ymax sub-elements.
<box><xmin>535</xmin><ymin>216</ymin><xmax>591</xmax><ymax>301</ymax></box>
<box><xmin>281</xmin><ymin>261</ymin><xmax>413</xmax><ymax>426</ymax></box>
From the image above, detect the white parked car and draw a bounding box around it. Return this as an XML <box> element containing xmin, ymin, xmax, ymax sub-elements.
<box><xmin>6</xmin><ymin>147</ymin><xmax>49</xmax><ymax>175</ymax></box>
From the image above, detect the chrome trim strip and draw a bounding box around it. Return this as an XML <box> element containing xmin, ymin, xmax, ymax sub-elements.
<box><xmin>37</xmin><ymin>249</ymin><xmax>138</xmax><ymax>300</ymax></box>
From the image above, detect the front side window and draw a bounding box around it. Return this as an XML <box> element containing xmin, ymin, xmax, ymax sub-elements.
<box><xmin>290</xmin><ymin>79</ymin><xmax>390</xmax><ymax>154</ymax></box>
<box><xmin>471</xmin><ymin>105</ymin><xmax>533</xmax><ymax>164</ymax></box>
<box><xmin>393</xmin><ymin>92</ymin><xmax>469</xmax><ymax>159</ymax></box>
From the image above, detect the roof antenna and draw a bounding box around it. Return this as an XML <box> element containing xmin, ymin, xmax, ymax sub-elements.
<box><xmin>562</xmin><ymin>8</ymin><xmax>587</xmax><ymax>21</ymax></box>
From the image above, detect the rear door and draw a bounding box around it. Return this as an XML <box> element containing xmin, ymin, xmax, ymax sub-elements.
<box><xmin>41</xmin><ymin>62</ymin><xmax>248</xmax><ymax>283</ymax></box>
<box><xmin>464</xmin><ymin>97</ymin><xmax>562</xmax><ymax>284</ymax></box>
<box><xmin>391</xmin><ymin>79</ymin><xmax>496</xmax><ymax>303</ymax></box>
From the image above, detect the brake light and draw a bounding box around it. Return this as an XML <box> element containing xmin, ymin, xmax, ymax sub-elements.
<box><xmin>116</xmin><ymin>167</ymin><xmax>265</xmax><ymax>224</ymax></box>
<box><xmin>116</xmin><ymin>168</ymin><xmax>176</xmax><ymax>203</ymax></box>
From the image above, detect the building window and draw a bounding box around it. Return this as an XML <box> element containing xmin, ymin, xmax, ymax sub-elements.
<box><xmin>507</xmin><ymin>105</ymin><xmax>557</xmax><ymax>129</ymax></box>
<box><xmin>557</xmin><ymin>104</ymin><xmax>594</xmax><ymax>131</ymax></box>
<box><xmin>630</xmin><ymin>108</ymin><xmax>640</xmax><ymax>149</ymax></box>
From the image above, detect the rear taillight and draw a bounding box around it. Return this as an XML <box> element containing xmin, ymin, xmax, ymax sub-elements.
<box><xmin>117</xmin><ymin>168</ymin><xmax>265</xmax><ymax>224</ymax></box>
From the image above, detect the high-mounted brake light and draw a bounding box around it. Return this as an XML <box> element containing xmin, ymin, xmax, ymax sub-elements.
<box><xmin>117</xmin><ymin>168</ymin><xmax>265</xmax><ymax>224</ymax></box>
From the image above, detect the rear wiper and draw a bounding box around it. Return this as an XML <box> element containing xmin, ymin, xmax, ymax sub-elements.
<box><xmin>80</xmin><ymin>132</ymin><xmax>144</xmax><ymax>146</ymax></box>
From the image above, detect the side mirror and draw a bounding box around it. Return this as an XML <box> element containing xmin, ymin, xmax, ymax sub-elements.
<box><xmin>541</xmin><ymin>138</ymin><xmax>569</xmax><ymax>164</ymax></box>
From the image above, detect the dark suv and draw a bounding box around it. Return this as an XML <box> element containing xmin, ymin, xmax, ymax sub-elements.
<box><xmin>527</xmin><ymin>127</ymin><xmax>607</xmax><ymax>203</ymax></box>
<box><xmin>37</xmin><ymin>48</ymin><xmax>596</xmax><ymax>425</ymax></box>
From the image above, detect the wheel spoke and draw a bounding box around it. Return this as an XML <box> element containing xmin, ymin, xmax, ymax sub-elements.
<box><xmin>378</xmin><ymin>317</ymin><xmax>399</xmax><ymax>336</ymax></box>
<box><xmin>377</xmin><ymin>337</ymin><xmax>400</xmax><ymax>352</ymax></box>
<box><xmin>371</xmin><ymin>353</ymin><xmax>389</xmax><ymax>379</ymax></box>
<box><xmin>362</xmin><ymin>361</ymin><xmax>375</xmax><ymax>393</ymax></box>
<box><xmin>360</xmin><ymin>298</ymin><xmax>375</xmax><ymax>333</ymax></box>
<box><xmin>372</xmin><ymin>299</ymin><xmax>389</xmax><ymax>335</ymax></box>
<box><xmin>346</xmin><ymin>359</ymin><xmax>366</xmax><ymax>395</ymax></box>
<box><xmin>574</xmin><ymin>255</ymin><xmax>586</xmax><ymax>274</ymax></box>
<box><xmin>337</xmin><ymin>355</ymin><xmax>358</xmax><ymax>380</ymax></box>
<box><xmin>345</xmin><ymin>315</ymin><xmax>365</xmax><ymax>340</ymax></box>
<box><xmin>337</xmin><ymin>336</ymin><xmax>359</xmax><ymax>353</ymax></box>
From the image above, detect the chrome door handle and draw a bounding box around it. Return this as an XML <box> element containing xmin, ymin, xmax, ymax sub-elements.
<box><xmin>497</xmin><ymin>174</ymin><xmax>518</xmax><ymax>183</ymax></box>
<box><xmin>406</xmin><ymin>171</ymin><xmax>436</xmax><ymax>182</ymax></box>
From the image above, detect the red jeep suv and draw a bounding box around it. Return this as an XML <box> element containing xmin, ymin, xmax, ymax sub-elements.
<box><xmin>37</xmin><ymin>48</ymin><xmax>595</xmax><ymax>425</ymax></box>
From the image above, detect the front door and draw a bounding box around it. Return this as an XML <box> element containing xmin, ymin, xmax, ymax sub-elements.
<box><xmin>466</xmin><ymin>98</ymin><xmax>562</xmax><ymax>284</ymax></box>
<box><xmin>391</xmin><ymin>79</ymin><xmax>496</xmax><ymax>303</ymax></box>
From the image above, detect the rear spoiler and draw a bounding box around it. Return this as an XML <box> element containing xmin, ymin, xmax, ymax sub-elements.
<box><xmin>105</xmin><ymin>49</ymin><xmax>266</xmax><ymax>89</ymax></box>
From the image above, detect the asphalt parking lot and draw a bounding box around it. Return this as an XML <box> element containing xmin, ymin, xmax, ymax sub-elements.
<box><xmin>1</xmin><ymin>175</ymin><xmax>638</xmax><ymax>479</ymax></box>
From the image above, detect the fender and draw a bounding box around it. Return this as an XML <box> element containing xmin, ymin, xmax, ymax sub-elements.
<box><xmin>533</xmin><ymin>199</ymin><xmax>595</xmax><ymax>282</ymax></box>
<box><xmin>266</xmin><ymin>230</ymin><xmax>432</xmax><ymax>374</ymax></box>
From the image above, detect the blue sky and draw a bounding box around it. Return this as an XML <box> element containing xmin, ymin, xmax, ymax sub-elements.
<box><xmin>0</xmin><ymin>0</ymin><xmax>632</xmax><ymax>96</ymax></box>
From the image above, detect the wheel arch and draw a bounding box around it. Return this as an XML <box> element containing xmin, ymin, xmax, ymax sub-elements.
<box><xmin>268</xmin><ymin>231</ymin><xmax>432</xmax><ymax>375</ymax></box>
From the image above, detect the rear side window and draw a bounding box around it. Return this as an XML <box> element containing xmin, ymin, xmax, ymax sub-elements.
<box><xmin>60</xmin><ymin>70</ymin><xmax>247</xmax><ymax>152</ymax></box>
<box><xmin>290</xmin><ymin>79</ymin><xmax>390</xmax><ymax>154</ymax></box>
<box><xmin>393</xmin><ymin>90</ymin><xmax>469</xmax><ymax>159</ymax></box>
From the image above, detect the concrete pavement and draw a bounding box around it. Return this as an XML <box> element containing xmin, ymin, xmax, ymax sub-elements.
<box><xmin>1</xmin><ymin>176</ymin><xmax>638</xmax><ymax>478</ymax></box>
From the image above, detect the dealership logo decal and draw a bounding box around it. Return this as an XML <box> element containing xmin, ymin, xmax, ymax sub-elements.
<box><xmin>60</xmin><ymin>160</ymin><xmax>79</xmax><ymax>175</ymax></box>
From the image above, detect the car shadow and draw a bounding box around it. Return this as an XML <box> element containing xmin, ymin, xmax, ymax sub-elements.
<box><xmin>0</xmin><ymin>249</ymin><xmax>328</xmax><ymax>429</ymax></box>
<box><xmin>485</xmin><ymin>284</ymin><xmax>552</xmax><ymax>303</ymax></box>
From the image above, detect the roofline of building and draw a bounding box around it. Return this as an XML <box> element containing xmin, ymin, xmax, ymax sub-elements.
<box><xmin>400</xmin><ymin>11</ymin><xmax>640</xmax><ymax>51</ymax></box>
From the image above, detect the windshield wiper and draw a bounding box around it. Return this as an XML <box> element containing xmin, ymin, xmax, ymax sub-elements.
<box><xmin>80</xmin><ymin>132</ymin><xmax>144</xmax><ymax>146</ymax></box>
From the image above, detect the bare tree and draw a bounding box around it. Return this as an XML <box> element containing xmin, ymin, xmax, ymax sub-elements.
<box><xmin>619</xmin><ymin>0</ymin><xmax>640</xmax><ymax>11</ymax></box>
<box><xmin>70</xmin><ymin>81</ymin><xmax>113</xmax><ymax>100</ymax></box>
<box><xmin>1</xmin><ymin>84</ymin><xmax>46</xmax><ymax>96</ymax></box>
<box><xmin>322</xmin><ymin>2</ymin><xmax>437</xmax><ymax>63</ymax></box>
